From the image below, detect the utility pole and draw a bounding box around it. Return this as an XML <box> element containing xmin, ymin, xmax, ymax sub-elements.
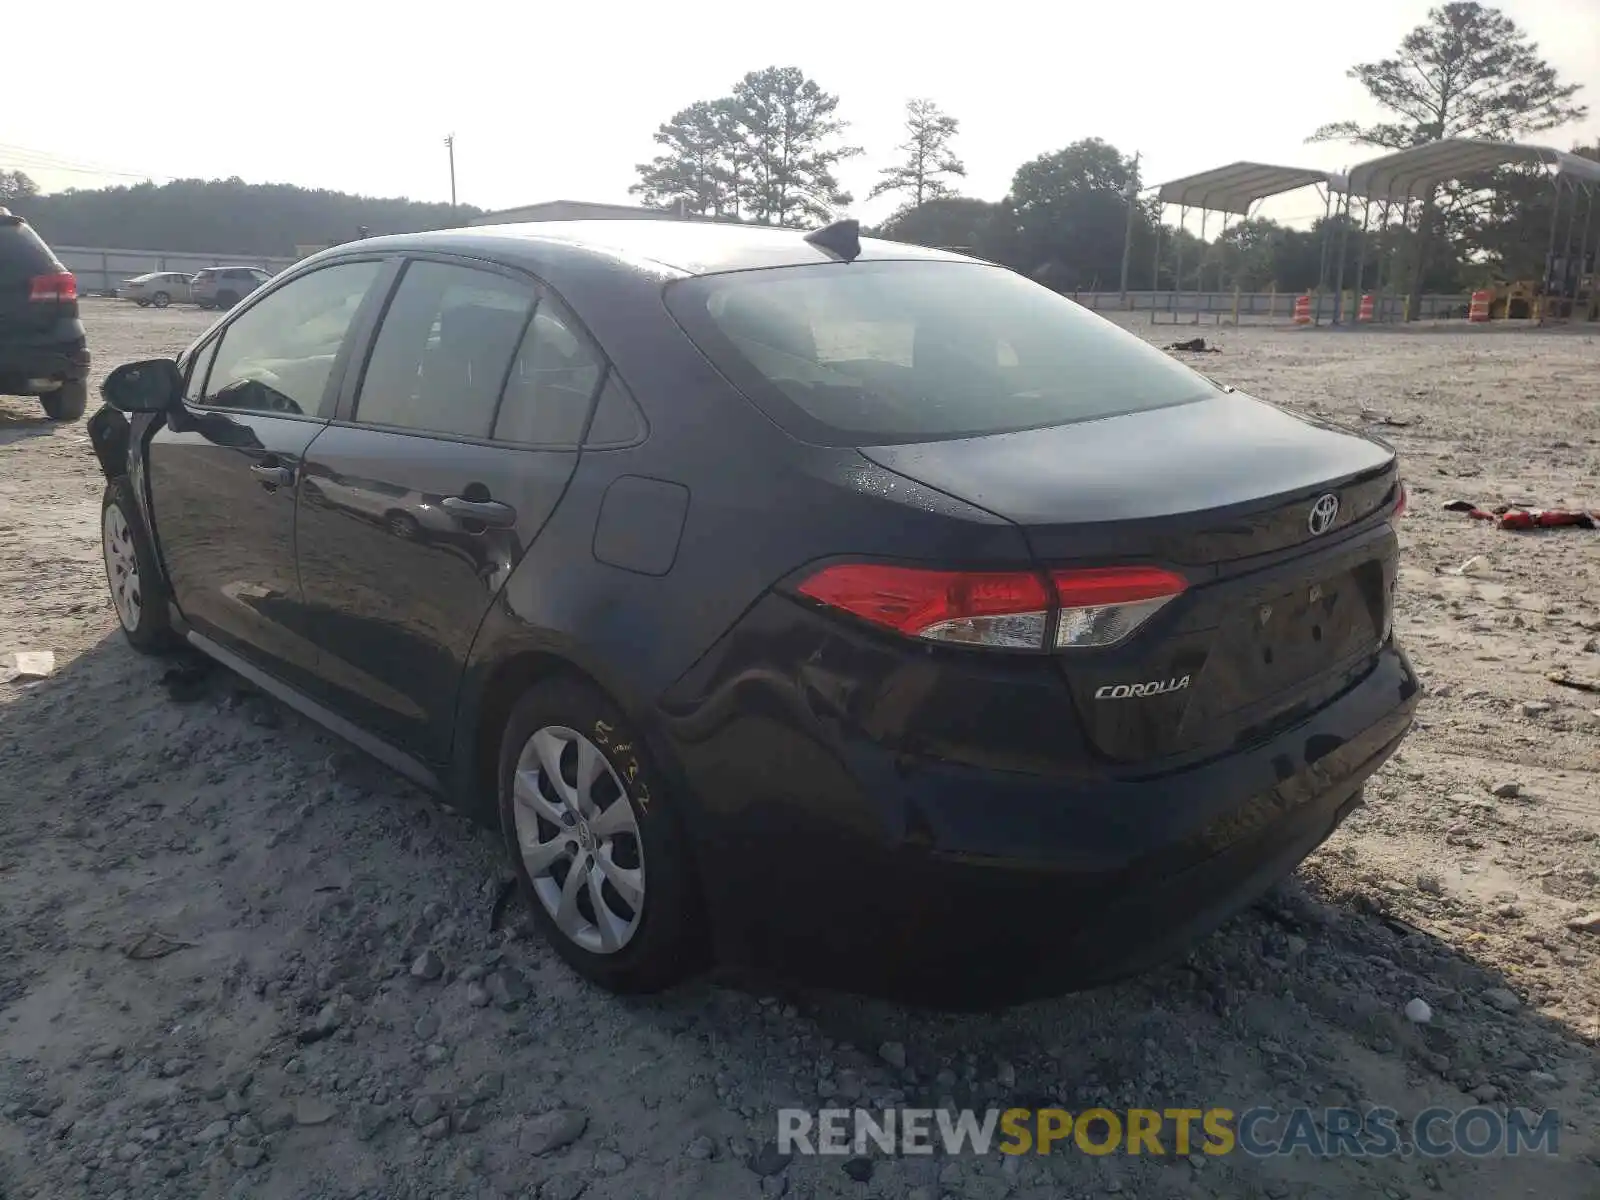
<box><xmin>444</xmin><ymin>134</ymin><xmax>457</xmax><ymax>217</ymax></box>
<box><xmin>1119</xmin><ymin>151</ymin><xmax>1141</xmax><ymax>307</ymax></box>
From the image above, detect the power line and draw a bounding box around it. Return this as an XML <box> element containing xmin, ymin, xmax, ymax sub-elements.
<box><xmin>0</xmin><ymin>142</ymin><xmax>174</xmax><ymax>181</ymax></box>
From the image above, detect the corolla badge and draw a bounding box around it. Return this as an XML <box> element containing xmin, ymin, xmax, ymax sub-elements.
<box><xmin>1308</xmin><ymin>493</ymin><xmax>1340</xmax><ymax>536</ymax></box>
<box><xmin>1094</xmin><ymin>676</ymin><xmax>1191</xmax><ymax>700</ymax></box>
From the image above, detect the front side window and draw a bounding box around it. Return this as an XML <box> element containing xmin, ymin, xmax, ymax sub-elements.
<box><xmin>354</xmin><ymin>260</ymin><xmax>535</xmax><ymax>439</ymax></box>
<box><xmin>183</xmin><ymin>338</ymin><xmax>220</xmax><ymax>403</ymax></box>
<box><xmin>200</xmin><ymin>261</ymin><xmax>381</xmax><ymax>417</ymax></box>
<box><xmin>665</xmin><ymin>260</ymin><xmax>1216</xmax><ymax>445</ymax></box>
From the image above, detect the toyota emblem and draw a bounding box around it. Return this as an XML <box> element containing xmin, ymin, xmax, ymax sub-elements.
<box><xmin>1308</xmin><ymin>493</ymin><xmax>1340</xmax><ymax>536</ymax></box>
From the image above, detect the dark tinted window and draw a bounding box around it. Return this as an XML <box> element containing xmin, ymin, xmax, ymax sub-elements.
<box><xmin>583</xmin><ymin>372</ymin><xmax>646</xmax><ymax>447</ymax></box>
<box><xmin>200</xmin><ymin>261</ymin><xmax>380</xmax><ymax>417</ymax></box>
<box><xmin>355</xmin><ymin>261</ymin><xmax>535</xmax><ymax>438</ymax></box>
<box><xmin>491</xmin><ymin>300</ymin><xmax>604</xmax><ymax>446</ymax></box>
<box><xmin>0</xmin><ymin>220</ymin><xmax>61</xmax><ymax>278</ymax></box>
<box><xmin>665</xmin><ymin>260</ymin><xmax>1214</xmax><ymax>445</ymax></box>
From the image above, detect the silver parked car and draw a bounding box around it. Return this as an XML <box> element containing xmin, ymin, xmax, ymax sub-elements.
<box><xmin>119</xmin><ymin>271</ymin><xmax>195</xmax><ymax>308</ymax></box>
<box><xmin>190</xmin><ymin>266</ymin><xmax>273</xmax><ymax>311</ymax></box>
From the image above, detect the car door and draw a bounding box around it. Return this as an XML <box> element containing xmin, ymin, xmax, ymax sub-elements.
<box><xmin>145</xmin><ymin>257</ymin><xmax>392</xmax><ymax>690</ymax></box>
<box><xmin>295</xmin><ymin>256</ymin><xmax>603</xmax><ymax>764</ymax></box>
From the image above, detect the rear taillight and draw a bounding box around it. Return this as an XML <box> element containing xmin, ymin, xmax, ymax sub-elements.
<box><xmin>1390</xmin><ymin>480</ymin><xmax>1407</xmax><ymax>526</ymax></box>
<box><xmin>1050</xmin><ymin>566</ymin><xmax>1188</xmax><ymax>649</ymax></box>
<box><xmin>28</xmin><ymin>271</ymin><xmax>77</xmax><ymax>303</ymax></box>
<box><xmin>795</xmin><ymin>564</ymin><xmax>1052</xmax><ymax>650</ymax></box>
<box><xmin>793</xmin><ymin>563</ymin><xmax>1187</xmax><ymax>651</ymax></box>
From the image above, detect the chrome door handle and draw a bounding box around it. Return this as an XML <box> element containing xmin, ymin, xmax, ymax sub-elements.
<box><xmin>250</xmin><ymin>464</ymin><xmax>293</xmax><ymax>487</ymax></box>
<box><xmin>441</xmin><ymin>496</ymin><xmax>516</xmax><ymax>527</ymax></box>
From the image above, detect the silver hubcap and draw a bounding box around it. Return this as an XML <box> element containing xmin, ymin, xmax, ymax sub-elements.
<box><xmin>103</xmin><ymin>504</ymin><xmax>142</xmax><ymax>630</ymax></box>
<box><xmin>512</xmin><ymin>726</ymin><xmax>645</xmax><ymax>954</ymax></box>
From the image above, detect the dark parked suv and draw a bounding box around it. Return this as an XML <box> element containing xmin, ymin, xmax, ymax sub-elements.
<box><xmin>0</xmin><ymin>208</ymin><xmax>90</xmax><ymax>420</ymax></box>
<box><xmin>88</xmin><ymin>219</ymin><xmax>1419</xmax><ymax>1007</ymax></box>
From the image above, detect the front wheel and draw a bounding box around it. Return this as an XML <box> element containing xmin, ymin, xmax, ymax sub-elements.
<box><xmin>136</xmin><ymin>299</ymin><xmax>151</xmax><ymax>308</ymax></box>
<box><xmin>151</xmin><ymin>291</ymin><xmax>171</xmax><ymax>308</ymax></box>
<box><xmin>41</xmin><ymin>381</ymin><xmax>87</xmax><ymax>421</ymax></box>
<box><xmin>102</xmin><ymin>479</ymin><xmax>182</xmax><ymax>655</ymax></box>
<box><xmin>498</xmin><ymin>678</ymin><xmax>706</xmax><ymax>994</ymax></box>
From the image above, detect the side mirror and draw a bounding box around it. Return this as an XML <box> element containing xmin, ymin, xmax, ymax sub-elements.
<box><xmin>101</xmin><ymin>359</ymin><xmax>183</xmax><ymax>413</ymax></box>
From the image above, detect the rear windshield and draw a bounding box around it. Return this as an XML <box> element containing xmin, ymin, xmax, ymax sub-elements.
<box><xmin>665</xmin><ymin>260</ymin><xmax>1214</xmax><ymax>445</ymax></box>
<box><xmin>0</xmin><ymin>220</ymin><xmax>62</xmax><ymax>279</ymax></box>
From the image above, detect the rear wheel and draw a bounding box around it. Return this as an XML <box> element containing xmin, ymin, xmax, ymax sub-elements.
<box><xmin>217</xmin><ymin>290</ymin><xmax>239</xmax><ymax>310</ymax></box>
<box><xmin>151</xmin><ymin>291</ymin><xmax>171</xmax><ymax>308</ymax></box>
<box><xmin>136</xmin><ymin>298</ymin><xmax>151</xmax><ymax>308</ymax></box>
<box><xmin>498</xmin><ymin>678</ymin><xmax>705</xmax><ymax>993</ymax></box>
<box><xmin>385</xmin><ymin>510</ymin><xmax>420</xmax><ymax>540</ymax></box>
<box><xmin>41</xmin><ymin>381</ymin><xmax>87</xmax><ymax>421</ymax></box>
<box><xmin>102</xmin><ymin>478</ymin><xmax>181</xmax><ymax>655</ymax></box>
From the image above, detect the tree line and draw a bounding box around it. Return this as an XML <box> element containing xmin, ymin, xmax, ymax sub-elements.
<box><xmin>632</xmin><ymin>2</ymin><xmax>1591</xmax><ymax>293</ymax></box>
<box><xmin>1</xmin><ymin>173</ymin><xmax>477</xmax><ymax>258</ymax></box>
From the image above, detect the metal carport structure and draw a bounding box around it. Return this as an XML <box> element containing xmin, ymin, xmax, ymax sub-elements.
<box><xmin>1340</xmin><ymin>138</ymin><xmax>1600</xmax><ymax>323</ymax></box>
<box><xmin>1151</xmin><ymin>161</ymin><xmax>1334</xmax><ymax>323</ymax></box>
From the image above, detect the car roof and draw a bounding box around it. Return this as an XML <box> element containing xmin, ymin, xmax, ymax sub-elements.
<box><xmin>341</xmin><ymin>219</ymin><xmax>975</xmax><ymax>279</ymax></box>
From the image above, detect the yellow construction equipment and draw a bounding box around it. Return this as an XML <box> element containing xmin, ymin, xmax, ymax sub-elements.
<box><xmin>1485</xmin><ymin>280</ymin><xmax>1538</xmax><ymax>320</ymax></box>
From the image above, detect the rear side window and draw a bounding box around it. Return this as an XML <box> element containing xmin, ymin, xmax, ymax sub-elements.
<box><xmin>355</xmin><ymin>260</ymin><xmax>534</xmax><ymax>439</ymax></box>
<box><xmin>665</xmin><ymin>260</ymin><xmax>1214</xmax><ymax>446</ymax></box>
<box><xmin>491</xmin><ymin>301</ymin><xmax>605</xmax><ymax>446</ymax></box>
<box><xmin>582</xmin><ymin>373</ymin><xmax>646</xmax><ymax>447</ymax></box>
<box><xmin>200</xmin><ymin>261</ymin><xmax>381</xmax><ymax>417</ymax></box>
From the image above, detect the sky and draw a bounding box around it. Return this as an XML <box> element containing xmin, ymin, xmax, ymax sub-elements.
<box><xmin>7</xmin><ymin>0</ymin><xmax>1598</xmax><ymax>234</ymax></box>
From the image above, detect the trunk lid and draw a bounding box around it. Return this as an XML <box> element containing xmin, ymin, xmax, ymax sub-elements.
<box><xmin>860</xmin><ymin>391</ymin><xmax>1402</xmax><ymax>762</ymax></box>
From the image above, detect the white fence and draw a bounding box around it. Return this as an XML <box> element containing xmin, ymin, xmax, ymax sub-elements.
<box><xmin>57</xmin><ymin>246</ymin><xmax>301</xmax><ymax>296</ymax></box>
<box><xmin>1068</xmin><ymin>290</ymin><xmax>1473</xmax><ymax>322</ymax></box>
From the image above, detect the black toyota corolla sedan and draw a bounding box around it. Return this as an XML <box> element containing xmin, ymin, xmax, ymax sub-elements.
<box><xmin>87</xmin><ymin>218</ymin><xmax>1418</xmax><ymax>1007</ymax></box>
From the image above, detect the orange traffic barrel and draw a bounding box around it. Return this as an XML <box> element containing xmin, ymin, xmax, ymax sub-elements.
<box><xmin>1292</xmin><ymin>294</ymin><xmax>1312</xmax><ymax>324</ymax></box>
<box><xmin>1357</xmin><ymin>293</ymin><xmax>1375</xmax><ymax>322</ymax></box>
<box><xmin>1468</xmin><ymin>290</ymin><xmax>1490</xmax><ymax>322</ymax></box>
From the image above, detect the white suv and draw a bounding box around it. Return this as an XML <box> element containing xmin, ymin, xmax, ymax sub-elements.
<box><xmin>190</xmin><ymin>266</ymin><xmax>272</xmax><ymax>311</ymax></box>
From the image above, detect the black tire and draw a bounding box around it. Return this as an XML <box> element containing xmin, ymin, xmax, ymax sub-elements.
<box><xmin>151</xmin><ymin>291</ymin><xmax>171</xmax><ymax>308</ymax></box>
<box><xmin>41</xmin><ymin>381</ymin><xmax>87</xmax><ymax>422</ymax></box>
<box><xmin>136</xmin><ymin>298</ymin><xmax>151</xmax><ymax>308</ymax></box>
<box><xmin>497</xmin><ymin>677</ymin><xmax>706</xmax><ymax>994</ymax></box>
<box><xmin>217</xmin><ymin>290</ymin><xmax>239</xmax><ymax>311</ymax></box>
<box><xmin>101</xmin><ymin>478</ymin><xmax>182</xmax><ymax>655</ymax></box>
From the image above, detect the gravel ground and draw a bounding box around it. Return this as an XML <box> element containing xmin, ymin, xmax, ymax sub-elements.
<box><xmin>1</xmin><ymin>299</ymin><xmax>1597</xmax><ymax>1200</ymax></box>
